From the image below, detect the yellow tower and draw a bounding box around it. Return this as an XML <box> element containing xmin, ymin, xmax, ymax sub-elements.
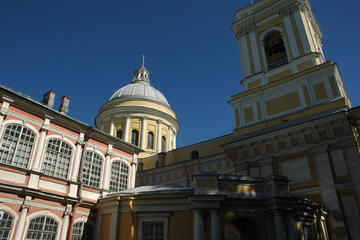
<box><xmin>229</xmin><ymin>0</ymin><xmax>351</xmax><ymax>136</ymax></box>
<box><xmin>95</xmin><ymin>59</ymin><xmax>180</xmax><ymax>157</ymax></box>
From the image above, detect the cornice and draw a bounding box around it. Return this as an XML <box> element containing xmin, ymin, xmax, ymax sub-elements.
<box><xmin>232</xmin><ymin>0</ymin><xmax>321</xmax><ymax>38</ymax></box>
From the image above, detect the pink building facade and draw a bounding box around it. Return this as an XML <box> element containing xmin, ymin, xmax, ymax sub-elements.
<box><xmin>0</xmin><ymin>85</ymin><xmax>141</xmax><ymax>240</ymax></box>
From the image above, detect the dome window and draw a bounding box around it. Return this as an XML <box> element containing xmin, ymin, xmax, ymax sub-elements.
<box><xmin>131</xmin><ymin>130</ymin><xmax>139</xmax><ymax>146</ymax></box>
<box><xmin>116</xmin><ymin>129</ymin><xmax>123</xmax><ymax>140</ymax></box>
<box><xmin>147</xmin><ymin>132</ymin><xmax>154</xmax><ymax>149</ymax></box>
<box><xmin>191</xmin><ymin>150</ymin><xmax>199</xmax><ymax>160</ymax></box>
<box><xmin>264</xmin><ymin>31</ymin><xmax>288</xmax><ymax>70</ymax></box>
<box><xmin>161</xmin><ymin>136</ymin><xmax>166</xmax><ymax>152</ymax></box>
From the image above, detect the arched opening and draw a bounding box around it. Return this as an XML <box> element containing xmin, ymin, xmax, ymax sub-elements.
<box><xmin>116</xmin><ymin>129</ymin><xmax>123</xmax><ymax>139</ymax></box>
<box><xmin>224</xmin><ymin>217</ymin><xmax>261</xmax><ymax>240</ymax></box>
<box><xmin>131</xmin><ymin>130</ymin><xmax>139</xmax><ymax>146</ymax></box>
<box><xmin>147</xmin><ymin>132</ymin><xmax>154</xmax><ymax>149</ymax></box>
<box><xmin>191</xmin><ymin>150</ymin><xmax>199</xmax><ymax>160</ymax></box>
<box><xmin>264</xmin><ymin>31</ymin><xmax>288</xmax><ymax>70</ymax></box>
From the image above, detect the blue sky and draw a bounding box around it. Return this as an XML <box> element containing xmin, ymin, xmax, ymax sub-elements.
<box><xmin>1</xmin><ymin>0</ymin><xmax>359</xmax><ymax>148</ymax></box>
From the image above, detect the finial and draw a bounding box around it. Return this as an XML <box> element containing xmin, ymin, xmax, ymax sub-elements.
<box><xmin>142</xmin><ymin>54</ymin><xmax>145</xmax><ymax>67</ymax></box>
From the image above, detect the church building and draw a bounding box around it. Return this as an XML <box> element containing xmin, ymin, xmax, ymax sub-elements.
<box><xmin>0</xmin><ymin>0</ymin><xmax>360</xmax><ymax>239</ymax></box>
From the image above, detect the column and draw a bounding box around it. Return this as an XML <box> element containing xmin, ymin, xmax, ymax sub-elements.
<box><xmin>60</xmin><ymin>206</ymin><xmax>72</xmax><ymax>240</ymax></box>
<box><xmin>266</xmin><ymin>213</ymin><xmax>275</xmax><ymax>240</ymax></box>
<box><xmin>274</xmin><ymin>212</ymin><xmax>285</xmax><ymax>240</ymax></box>
<box><xmin>14</xmin><ymin>201</ymin><xmax>30</xmax><ymax>240</ymax></box>
<box><xmin>140</xmin><ymin>116</ymin><xmax>147</xmax><ymax>149</ymax></box>
<box><xmin>194</xmin><ymin>210</ymin><xmax>204</xmax><ymax>240</ymax></box>
<box><xmin>70</xmin><ymin>133</ymin><xmax>84</xmax><ymax>181</ymax></box>
<box><xmin>157</xmin><ymin>120</ymin><xmax>162</xmax><ymax>153</ymax></box>
<box><xmin>286</xmin><ymin>214</ymin><xmax>297</xmax><ymax>240</ymax></box>
<box><xmin>94</xmin><ymin>211</ymin><xmax>102</xmax><ymax>240</ymax></box>
<box><xmin>211</xmin><ymin>210</ymin><xmax>220</xmax><ymax>240</ymax></box>
<box><xmin>173</xmin><ymin>131</ymin><xmax>177</xmax><ymax>149</ymax></box>
<box><xmin>103</xmin><ymin>145</ymin><xmax>112</xmax><ymax>190</ymax></box>
<box><xmin>130</xmin><ymin>154</ymin><xmax>138</xmax><ymax>188</ymax></box>
<box><xmin>293</xmin><ymin>5</ymin><xmax>312</xmax><ymax>54</ymax></box>
<box><xmin>281</xmin><ymin>10</ymin><xmax>300</xmax><ymax>59</ymax></box>
<box><xmin>32</xmin><ymin>123</ymin><xmax>49</xmax><ymax>170</ymax></box>
<box><xmin>168</xmin><ymin>126</ymin><xmax>172</xmax><ymax>151</ymax></box>
<box><xmin>109</xmin><ymin>119</ymin><xmax>115</xmax><ymax>136</ymax></box>
<box><xmin>124</xmin><ymin>114</ymin><xmax>130</xmax><ymax>142</ymax></box>
<box><xmin>239</xmin><ymin>32</ymin><xmax>252</xmax><ymax>77</ymax></box>
<box><xmin>249</xmin><ymin>26</ymin><xmax>262</xmax><ymax>73</ymax></box>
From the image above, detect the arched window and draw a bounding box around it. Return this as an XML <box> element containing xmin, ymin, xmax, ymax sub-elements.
<box><xmin>264</xmin><ymin>31</ymin><xmax>288</xmax><ymax>70</ymax></box>
<box><xmin>41</xmin><ymin>139</ymin><xmax>73</xmax><ymax>179</ymax></box>
<box><xmin>0</xmin><ymin>210</ymin><xmax>15</xmax><ymax>240</ymax></box>
<box><xmin>116</xmin><ymin>129</ymin><xmax>123</xmax><ymax>140</ymax></box>
<box><xmin>72</xmin><ymin>221</ymin><xmax>94</xmax><ymax>240</ymax></box>
<box><xmin>131</xmin><ymin>130</ymin><xmax>139</xmax><ymax>146</ymax></box>
<box><xmin>109</xmin><ymin>160</ymin><xmax>129</xmax><ymax>192</ymax></box>
<box><xmin>25</xmin><ymin>216</ymin><xmax>58</xmax><ymax>239</ymax></box>
<box><xmin>0</xmin><ymin>124</ymin><xmax>36</xmax><ymax>169</ymax></box>
<box><xmin>147</xmin><ymin>132</ymin><xmax>154</xmax><ymax>149</ymax></box>
<box><xmin>191</xmin><ymin>150</ymin><xmax>199</xmax><ymax>160</ymax></box>
<box><xmin>81</xmin><ymin>151</ymin><xmax>103</xmax><ymax>188</ymax></box>
<box><xmin>161</xmin><ymin>136</ymin><xmax>166</xmax><ymax>152</ymax></box>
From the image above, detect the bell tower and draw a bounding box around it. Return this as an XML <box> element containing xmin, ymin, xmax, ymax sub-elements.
<box><xmin>229</xmin><ymin>0</ymin><xmax>351</xmax><ymax>136</ymax></box>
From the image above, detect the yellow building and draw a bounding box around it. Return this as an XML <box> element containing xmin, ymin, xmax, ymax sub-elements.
<box><xmin>95</xmin><ymin>59</ymin><xmax>180</xmax><ymax>158</ymax></box>
<box><xmin>96</xmin><ymin>0</ymin><xmax>360</xmax><ymax>239</ymax></box>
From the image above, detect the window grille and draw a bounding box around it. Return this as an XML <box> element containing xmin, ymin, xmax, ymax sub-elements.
<box><xmin>142</xmin><ymin>222</ymin><xmax>164</xmax><ymax>240</ymax></box>
<box><xmin>147</xmin><ymin>132</ymin><xmax>154</xmax><ymax>149</ymax></box>
<box><xmin>131</xmin><ymin>130</ymin><xmax>139</xmax><ymax>146</ymax></box>
<box><xmin>81</xmin><ymin>151</ymin><xmax>103</xmax><ymax>188</ymax></box>
<box><xmin>109</xmin><ymin>160</ymin><xmax>129</xmax><ymax>192</ymax></box>
<box><xmin>0</xmin><ymin>210</ymin><xmax>14</xmax><ymax>240</ymax></box>
<box><xmin>0</xmin><ymin>124</ymin><xmax>36</xmax><ymax>169</ymax></box>
<box><xmin>41</xmin><ymin>139</ymin><xmax>72</xmax><ymax>179</ymax></box>
<box><xmin>25</xmin><ymin>216</ymin><xmax>58</xmax><ymax>240</ymax></box>
<box><xmin>72</xmin><ymin>221</ymin><xmax>93</xmax><ymax>240</ymax></box>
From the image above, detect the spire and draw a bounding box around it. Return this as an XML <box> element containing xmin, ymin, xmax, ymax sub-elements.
<box><xmin>133</xmin><ymin>55</ymin><xmax>150</xmax><ymax>84</ymax></box>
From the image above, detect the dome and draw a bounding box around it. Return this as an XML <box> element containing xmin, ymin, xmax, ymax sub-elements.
<box><xmin>109</xmin><ymin>62</ymin><xmax>170</xmax><ymax>107</ymax></box>
<box><xmin>109</xmin><ymin>82</ymin><xmax>170</xmax><ymax>107</ymax></box>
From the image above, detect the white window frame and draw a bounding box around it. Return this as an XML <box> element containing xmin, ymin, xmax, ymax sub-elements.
<box><xmin>0</xmin><ymin>204</ymin><xmax>18</xmax><ymax>240</ymax></box>
<box><xmin>40</xmin><ymin>135</ymin><xmax>75</xmax><ymax>180</ymax></box>
<box><xmin>81</xmin><ymin>149</ymin><xmax>105</xmax><ymax>189</ymax></box>
<box><xmin>137</xmin><ymin>213</ymin><xmax>170</xmax><ymax>240</ymax></box>
<box><xmin>108</xmin><ymin>158</ymin><xmax>131</xmax><ymax>192</ymax></box>
<box><xmin>24</xmin><ymin>210</ymin><xmax>62</xmax><ymax>240</ymax></box>
<box><xmin>0</xmin><ymin>120</ymin><xmax>39</xmax><ymax>169</ymax></box>
<box><xmin>72</xmin><ymin>217</ymin><xmax>94</xmax><ymax>240</ymax></box>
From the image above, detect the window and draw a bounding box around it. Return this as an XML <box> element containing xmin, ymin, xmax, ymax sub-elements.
<box><xmin>72</xmin><ymin>221</ymin><xmax>93</xmax><ymax>240</ymax></box>
<box><xmin>25</xmin><ymin>216</ymin><xmax>58</xmax><ymax>240</ymax></box>
<box><xmin>264</xmin><ymin>31</ymin><xmax>288</xmax><ymax>70</ymax></box>
<box><xmin>191</xmin><ymin>151</ymin><xmax>199</xmax><ymax>160</ymax></box>
<box><xmin>41</xmin><ymin>139</ymin><xmax>73</xmax><ymax>179</ymax></box>
<box><xmin>116</xmin><ymin>129</ymin><xmax>123</xmax><ymax>139</ymax></box>
<box><xmin>147</xmin><ymin>132</ymin><xmax>154</xmax><ymax>149</ymax></box>
<box><xmin>0</xmin><ymin>124</ymin><xmax>36</xmax><ymax>169</ymax></box>
<box><xmin>131</xmin><ymin>130</ymin><xmax>139</xmax><ymax>146</ymax></box>
<box><xmin>142</xmin><ymin>222</ymin><xmax>164</xmax><ymax>240</ymax></box>
<box><xmin>109</xmin><ymin>160</ymin><xmax>129</xmax><ymax>192</ymax></box>
<box><xmin>81</xmin><ymin>151</ymin><xmax>103</xmax><ymax>188</ymax></box>
<box><xmin>161</xmin><ymin>136</ymin><xmax>166</xmax><ymax>152</ymax></box>
<box><xmin>0</xmin><ymin>210</ymin><xmax>14</xmax><ymax>240</ymax></box>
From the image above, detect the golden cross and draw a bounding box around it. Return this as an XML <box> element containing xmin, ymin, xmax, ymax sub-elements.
<box><xmin>142</xmin><ymin>54</ymin><xmax>145</xmax><ymax>66</ymax></box>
